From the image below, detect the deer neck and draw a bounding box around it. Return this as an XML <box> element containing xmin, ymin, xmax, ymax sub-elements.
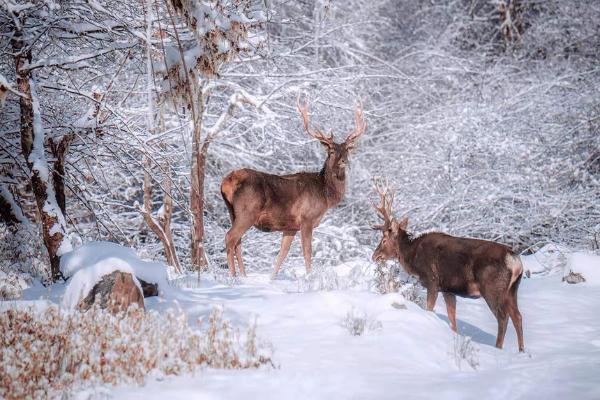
<box><xmin>320</xmin><ymin>162</ymin><xmax>346</xmax><ymax>208</ymax></box>
<box><xmin>396</xmin><ymin>232</ymin><xmax>418</xmax><ymax>276</ymax></box>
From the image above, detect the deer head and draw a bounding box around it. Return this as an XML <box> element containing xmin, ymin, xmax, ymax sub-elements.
<box><xmin>371</xmin><ymin>178</ymin><xmax>408</xmax><ymax>263</ymax></box>
<box><xmin>297</xmin><ymin>96</ymin><xmax>366</xmax><ymax>180</ymax></box>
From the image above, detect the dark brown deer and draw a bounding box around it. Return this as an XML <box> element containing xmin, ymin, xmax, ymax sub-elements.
<box><xmin>371</xmin><ymin>181</ymin><xmax>524</xmax><ymax>351</ymax></box>
<box><xmin>220</xmin><ymin>98</ymin><xmax>366</xmax><ymax>278</ymax></box>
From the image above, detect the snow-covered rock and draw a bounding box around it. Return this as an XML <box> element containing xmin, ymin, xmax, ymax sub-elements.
<box><xmin>60</xmin><ymin>241</ymin><xmax>170</xmax><ymax>309</ymax></box>
<box><xmin>564</xmin><ymin>252</ymin><xmax>600</xmax><ymax>286</ymax></box>
<box><xmin>78</xmin><ymin>270</ymin><xmax>144</xmax><ymax>313</ymax></box>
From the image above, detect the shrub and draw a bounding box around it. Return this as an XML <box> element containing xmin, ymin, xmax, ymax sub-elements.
<box><xmin>451</xmin><ymin>333</ymin><xmax>479</xmax><ymax>370</ymax></box>
<box><xmin>0</xmin><ymin>305</ymin><xmax>272</xmax><ymax>399</ymax></box>
<box><xmin>341</xmin><ymin>307</ymin><xmax>382</xmax><ymax>336</ymax></box>
<box><xmin>374</xmin><ymin>263</ymin><xmax>403</xmax><ymax>294</ymax></box>
<box><xmin>374</xmin><ymin>262</ymin><xmax>428</xmax><ymax>308</ymax></box>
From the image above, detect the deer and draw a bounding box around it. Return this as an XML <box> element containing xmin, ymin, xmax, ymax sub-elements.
<box><xmin>220</xmin><ymin>97</ymin><xmax>367</xmax><ymax>278</ymax></box>
<box><xmin>370</xmin><ymin>180</ymin><xmax>524</xmax><ymax>352</ymax></box>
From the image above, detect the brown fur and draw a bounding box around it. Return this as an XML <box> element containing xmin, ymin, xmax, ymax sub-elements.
<box><xmin>373</xmin><ymin>215</ymin><xmax>524</xmax><ymax>351</ymax></box>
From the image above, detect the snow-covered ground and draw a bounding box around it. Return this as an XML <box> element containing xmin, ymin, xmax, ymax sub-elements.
<box><xmin>7</xmin><ymin>242</ymin><xmax>600</xmax><ymax>399</ymax></box>
<box><xmin>47</xmin><ymin>255</ymin><xmax>598</xmax><ymax>400</ymax></box>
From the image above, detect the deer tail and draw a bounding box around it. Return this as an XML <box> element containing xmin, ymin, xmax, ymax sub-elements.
<box><xmin>221</xmin><ymin>171</ymin><xmax>246</xmax><ymax>223</ymax></box>
<box><xmin>506</xmin><ymin>253</ymin><xmax>524</xmax><ymax>290</ymax></box>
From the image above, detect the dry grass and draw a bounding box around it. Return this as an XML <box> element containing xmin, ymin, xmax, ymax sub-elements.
<box><xmin>0</xmin><ymin>305</ymin><xmax>272</xmax><ymax>399</ymax></box>
<box><xmin>341</xmin><ymin>307</ymin><xmax>382</xmax><ymax>336</ymax></box>
<box><xmin>451</xmin><ymin>333</ymin><xmax>479</xmax><ymax>370</ymax></box>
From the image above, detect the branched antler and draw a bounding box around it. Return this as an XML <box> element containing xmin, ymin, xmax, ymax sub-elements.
<box><xmin>372</xmin><ymin>177</ymin><xmax>395</xmax><ymax>230</ymax></box>
<box><xmin>345</xmin><ymin>102</ymin><xmax>367</xmax><ymax>150</ymax></box>
<box><xmin>297</xmin><ymin>95</ymin><xmax>334</xmax><ymax>147</ymax></box>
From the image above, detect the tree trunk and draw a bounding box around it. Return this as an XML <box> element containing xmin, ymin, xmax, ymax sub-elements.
<box><xmin>190</xmin><ymin>91</ymin><xmax>209</xmax><ymax>271</ymax></box>
<box><xmin>140</xmin><ymin>158</ymin><xmax>182</xmax><ymax>272</ymax></box>
<box><xmin>13</xmin><ymin>25</ymin><xmax>71</xmax><ymax>282</ymax></box>
<box><xmin>50</xmin><ymin>135</ymin><xmax>73</xmax><ymax>217</ymax></box>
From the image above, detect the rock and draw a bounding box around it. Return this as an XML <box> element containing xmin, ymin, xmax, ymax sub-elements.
<box><xmin>79</xmin><ymin>271</ymin><xmax>144</xmax><ymax>313</ymax></box>
<box><xmin>138</xmin><ymin>277</ymin><xmax>159</xmax><ymax>297</ymax></box>
<box><xmin>563</xmin><ymin>271</ymin><xmax>586</xmax><ymax>284</ymax></box>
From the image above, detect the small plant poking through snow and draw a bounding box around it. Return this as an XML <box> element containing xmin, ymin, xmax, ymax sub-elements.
<box><xmin>398</xmin><ymin>281</ymin><xmax>427</xmax><ymax>309</ymax></box>
<box><xmin>374</xmin><ymin>262</ymin><xmax>427</xmax><ymax>308</ymax></box>
<box><xmin>341</xmin><ymin>307</ymin><xmax>382</xmax><ymax>336</ymax></box>
<box><xmin>374</xmin><ymin>262</ymin><xmax>403</xmax><ymax>294</ymax></box>
<box><xmin>297</xmin><ymin>266</ymin><xmax>341</xmax><ymax>292</ymax></box>
<box><xmin>451</xmin><ymin>333</ymin><xmax>479</xmax><ymax>370</ymax></box>
<box><xmin>0</xmin><ymin>305</ymin><xmax>273</xmax><ymax>399</ymax></box>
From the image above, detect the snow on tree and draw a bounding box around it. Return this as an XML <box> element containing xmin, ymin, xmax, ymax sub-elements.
<box><xmin>1</xmin><ymin>0</ymin><xmax>598</xmax><ymax>281</ymax></box>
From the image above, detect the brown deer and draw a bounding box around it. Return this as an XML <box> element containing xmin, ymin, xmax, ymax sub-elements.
<box><xmin>220</xmin><ymin>98</ymin><xmax>366</xmax><ymax>278</ymax></box>
<box><xmin>371</xmin><ymin>181</ymin><xmax>524</xmax><ymax>351</ymax></box>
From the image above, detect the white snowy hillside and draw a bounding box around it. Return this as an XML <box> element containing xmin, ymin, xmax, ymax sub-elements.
<box><xmin>2</xmin><ymin>243</ymin><xmax>596</xmax><ymax>399</ymax></box>
<box><xmin>1</xmin><ymin>0</ymin><xmax>599</xmax><ymax>399</ymax></box>
<box><xmin>82</xmin><ymin>251</ymin><xmax>600</xmax><ymax>399</ymax></box>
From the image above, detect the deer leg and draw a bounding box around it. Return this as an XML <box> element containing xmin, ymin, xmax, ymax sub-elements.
<box><xmin>271</xmin><ymin>231</ymin><xmax>296</xmax><ymax>279</ymax></box>
<box><xmin>506</xmin><ymin>293</ymin><xmax>525</xmax><ymax>352</ymax></box>
<box><xmin>225</xmin><ymin>230</ymin><xmax>239</xmax><ymax>277</ymax></box>
<box><xmin>494</xmin><ymin>306</ymin><xmax>509</xmax><ymax>349</ymax></box>
<box><xmin>234</xmin><ymin>239</ymin><xmax>247</xmax><ymax>277</ymax></box>
<box><xmin>426</xmin><ymin>288</ymin><xmax>438</xmax><ymax>311</ymax></box>
<box><xmin>225</xmin><ymin>221</ymin><xmax>252</xmax><ymax>277</ymax></box>
<box><xmin>300</xmin><ymin>225</ymin><xmax>313</xmax><ymax>274</ymax></box>
<box><xmin>443</xmin><ymin>292</ymin><xmax>457</xmax><ymax>331</ymax></box>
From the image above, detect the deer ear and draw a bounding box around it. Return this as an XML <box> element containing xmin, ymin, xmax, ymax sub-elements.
<box><xmin>398</xmin><ymin>216</ymin><xmax>409</xmax><ymax>230</ymax></box>
<box><xmin>344</xmin><ymin>141</ymin><xmax>357</xmax><ymax>153</ymax></box>
<box><xmin>372</xmin><ymin>224</ymin><xmax>385</xmax><ymax>231</ymax></box>
<box><xmin>321</xmin><ymin>140</ymin><xmax>334</xmax><ymax>150</ymax></box>
<box><xmin>318</xmin><ymin>130</ymin><xmax>335</xmax><ymax>150</ymax></box>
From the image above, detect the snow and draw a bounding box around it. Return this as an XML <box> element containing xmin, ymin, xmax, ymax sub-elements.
<box><xmin>28</xmin><ymin>79</ymin><xmax>73</xmax><ymax>256</ymax></box>
<box><xmin>60</xmin><ymin>241</ymin><xmax>171</xmax><ymax>307</ymax></box>
<box><xmin>29</xmin><ymin>80</ymin><xmax>49</xmax><ymax>181</ymax></box>
<box><xmin>565</xmin><ymin>252</ymin><xmax>600</xmax><ymax>286</ymax></box>
<box><xmin>520</xmin><ymin>244</ymin><xmax>566</xmax><ymax>276</ymax></box>
<box><xmin>0</xmin><ymin>73</ymin><xmax>26</xmax><ymax>106</ymax></box>
<box><xmin>107</xmin><ymin>266</ymin><xmax>600</xmax><ymax>400</ymax></box>
<box><xmin>10</xmin><ymin>245</ymin><xmax>600</xmax><ymax>398</ymax></box>
<box><xmin>0</xmin><ymin>185</ymin><xmax>29</xmax><ymax>225</ymax></box>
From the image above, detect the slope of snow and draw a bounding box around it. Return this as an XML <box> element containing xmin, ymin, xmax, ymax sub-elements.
<box><xmin>12</xmin><ymin>246</ymin><xmax>599</xmax><ymax>399</ymax></box>
<box><xmin>106</xmin><ymin>262</ymin><xmax>600</xmax><ymax>400</ymax></box>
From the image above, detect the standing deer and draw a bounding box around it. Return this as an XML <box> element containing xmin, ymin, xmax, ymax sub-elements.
<box><xmin>220</xmin><ymin>98</ymin><xmax>366</xmax><ymax>278</ymax></box>
<box><xmin>371</xmin><ymin>181</ymin><xmax>524</xmax><ymax>351</ymax></box>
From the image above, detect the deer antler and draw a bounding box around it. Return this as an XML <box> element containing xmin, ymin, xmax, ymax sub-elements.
<box><xmin>372</xmin><ymin>177</ymin><xmax>395</xmax><ymax>230</ymax></box>
<box><xmin>345</xmin><ymin>102</ymin><xmax>367</xmax><ymax>150</ymax></box>
<box><xmin>297</xmin><ymin>95</ymin><xmax>334</xmax><ymax>147</ymax></box>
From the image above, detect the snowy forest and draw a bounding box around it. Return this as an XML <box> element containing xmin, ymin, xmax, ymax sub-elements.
<box><xmin>1</xmin><ymin>0</ymin><xmax>599</xmax><ymax>398</ymax></box>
